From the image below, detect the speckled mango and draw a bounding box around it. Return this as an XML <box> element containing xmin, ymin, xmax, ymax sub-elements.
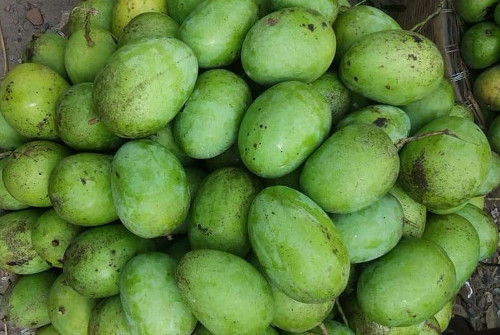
<box><xmin>112</xmin><ymin>0</ymin><xmax>167</xmax><ymax>37</ymax></box>
<box><xmin>120</xmin><ymin>252</ymin><xmax>197</xmax><ymax>335</ymax></box>
<box><xmin>238</xmin><ymin>81</ymin><xmax>331</xmax><ymax>178</ymax></box>
<box><xmin>119</xmin><ymin>12</ymin><xmax>179</xmax><ymax>46</ymax></box>
<box><xmin>176</xmin><ymin>249</ymin><xmax>274</xmax><ymax>335</ymax></box>
<box><xmin>248</xmin><ymin>186</ymin><xmax>350</xmax><ymax>303</ymax></box>
<box><xmin>339</xmin><ymin>30</ymin><xmax>444</xmax><ymax>105</ymax></box>
<box><xmin>93</xmin><ymin>37</ymin><xmax>198</xmax><ymax>138</ymax></box>
<box><xmin>23</xmin><ymin>33</ymin><xmax>68</xmax><ymax>80</ymax></box>
<box><xmin>88</xmin><ymin>296</ymin><xmax>131</xmax><ymax>335</ymax></box>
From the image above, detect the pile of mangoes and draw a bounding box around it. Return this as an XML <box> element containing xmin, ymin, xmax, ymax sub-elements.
<box><xmin>0</xmin><ymin>0</ymin><xmax>499</xmax><ymax>334</ymax></box>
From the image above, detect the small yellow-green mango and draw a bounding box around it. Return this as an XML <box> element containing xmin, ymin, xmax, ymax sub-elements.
<box><xmin>23</xmin><ymin>33</ymin><xmax>68</xmax><ymax>79</ymax></box>
<box><xmin>88</xmin><ymin>296</ymin><xmax>131</xmax><ymax>335</ymax></box>
<box><xmin>448</xmin><ymin>103</ymin><xmax>475</xmax><ymax>121</ymax></box>
<box><xmin>119</xmin><ymin>12</ymin><xmax>179</xmax><ymax>46</ymax></box>
<box><xmin>0</xmin><ymin>112</ymin><xmax>27</xmax><ymax>151</ymax></box>
<box><xmin>474</xmin><ymin>65</ymin><xmax>500</xmax><ymax>111</ymax></box>
<box><xmin>0</xmin><ymin>158</ymin><xmax>28</xmax><ymax>210</ymax></box>
<box><xmin>112</xmin><ymin>0</ymin><xmax>167</xmax><ymax>37</ymax></box>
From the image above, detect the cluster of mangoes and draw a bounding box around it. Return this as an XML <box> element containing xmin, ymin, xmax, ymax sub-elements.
<box><xmin>0</xmin><ymin>0</ymin><xmax>499</xmax><ymax>334</ymax></box>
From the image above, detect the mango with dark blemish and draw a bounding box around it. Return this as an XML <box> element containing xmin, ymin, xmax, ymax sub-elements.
<box><xmin>119</xmin><ymin>12</ymin><xmax>179</xmax><ymax>46</ymax></box>
<box><xmin>0</xmin><ymin>270</ymin><xmax>57</xmax><ymax>329</ymax></box>
<box><xmin>88</xmin><ymin>296</ymin><xmax>131</xmax><ymax>335</ymax></box>
<box><xmin>461</xmin><ymin>22</ymin><xmax>500</xmax><ymax>70</ymax></box>
<box><xmin>68</xmin><ymin>0</ymin><xmax>115</xmax><ymax>36</ymax></box>
<box><xmin>48</xmin><ymin>274</ymin><xmax>98</xmax><ymax>335</ymax></box>
<box><xmin>300</xmin><ymin>124</ymin><xmax>399</xmax><ymax>213</ymax></box>
<box><xmin>339</xmin><ymin>30</ymin><xmax>443</xmax><ymax>105</ymax></box>
<box><xmin>0</xmin><ymin>63</ymin><xmax>69</xmax><ymax>139</ymax></box>
<box><xmin>248</xmin><ymin>186</ymin><xmax>349</xmax><ymax>303</ymax></box>
<box><xmin>112</xmin><ymin>0</ymin><xmax>167</xmax><ymax>37</ymax></box>
<box><xmin>241</xmin><ymin>7</ymin><xmax>336</xmax><ymax>85</ymax></box>
<box><xmin>179</xmin><ymin>0</ymin><xmax>258</xmax><ymax>68</ymax></box>
<box><xmin>176</xmin><ymin>249</ymin><xmax>274</xmax><ymax>335</ymax></box>
<box><xmin>271</xmin><ymin>0</ymin><xmax>339</xmax><ymax>25</ymax></box>
<box><xmin>23</xmin><ymin>33</ymin><xmax>68</xmax><ymax>80</ymax></box>
<box><xmin>0</xmin><ymin>157</ymin><xmax>28</xmax><ymax>210</ymax></box>
<box><xmin>399</xmin><ymin>116</ymin><xmax>491</xmax><ymax>213</ymax></box>
<box><xmin>456</xmin><ymin>0</ymin><xmax>498</xmax><ymax>23</ymax></box>
<box><xmin>389</xmin><ymin>184</ymin><xmax>427</xmax><ymax>238</ymax></box>
<box><xmin>111</xmin><ymin>140</ymin><xmax>190</xmax><ymax>238</ymax></box>
<box><xmin>63</xmin><ymin>223</ymin><xmax>156</xmax><ymax>298</ymax></box>
<box><xmin>357</xmin><ymin>238</ymin><xmax>456</xmax><ymax>327</ymax></box>
<box><xmin>238</xmin><ymin>81</ymin><xmax>331</xmax><ymax>178</ymax></box>
<box><xmin>49</xmin><ymin>153</ymin><xmax>118</xmax><ymax>226</ymax></box>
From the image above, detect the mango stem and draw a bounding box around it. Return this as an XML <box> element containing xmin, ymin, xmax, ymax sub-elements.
<box><xmin>411</xmin><ymin>0</ymin><xmax>446</xmax><ymax>33</ymax></box>
<box><xmin>0</xmin><ymin>151</ymin><xmax>12</xmax><ymax>159</ymax></box>
<box><xmin>336</xmin><ymin>297</ymin><xmax>349</xmax><ymax>329</ymax></box>
<box><xmin>83</xmin><ymin>8</ymin><xmax>99</xmax><ymax>47</ymax></box>
<box><xmin>395</xmin><ymin>129</ymin><xmax>457</xmax><ymax>151</ymax></box>
<box><xmin>319</xmin><ymin>323</ymin><xmax>329</xmax><ymax>335</ymax></box>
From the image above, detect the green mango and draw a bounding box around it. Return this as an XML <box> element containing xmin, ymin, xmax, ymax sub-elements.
<box><xmin>68</xmin><ymin>0</ymin><xmax>115</xmax><ymax>35</ymax></box>
<box><xmin>111</xmin><ymin>140</ymin><xmax>190</xmax><ymax>238</ymax></box>
<box><xmin>63</xmin><ymin>223</ymin><xmax>155</xmax><ymax>298</ymax></box>
<box><xmin>456</xmin><ymin>0</ymin><xmax>497</xmax><ymax>23</ymax></box>
<box><xmin>193</xmin><ymin>324</ymin><xmax>279</xmax><ymax>335</ymax></box>
<box><xmin>399</xmin><ymin>116</ymin><xmax>491</xmax><ymax>212</ymax></box>
<box><xmin>357</xmin><ymin>239</ymin><xmax>456</xmax><ymax>327</ymax></box>
<box><xmin>3</xmin><ymin>141</ymin><xmax>70</xmax><ymax>207</ymax></box>
<box><xmin>340</xmin><ymin>30</ymin><xmax>444</xmax><ymax>105</ymax></box>
<box><xmin>0</xmin><ymin>112</ymin><xmax>28</xmax><ymax>151</ymax></box>
<box><xmin>93</xmin><ymin>37</ymin><xmax>198</xmax><ymax>138</ymax></box>
<box><xmin>49</xmin><ymin>153</ymin><xmax>118</xmax><ymax>226</ymax></box>
<box><xmin>112</xmin><ymin>0</ymin><xmax>167</xmax><ymax>37</ymax></box>
<box><xmin>120</xmin><ymin>252</ymin><xmax>197</xmax><ymax>335</ymax></box>
<box><xmin>188</xmin><ymin>167</ymin><xmax>261</xmax><ymax>256</ymax></box>
<box><xmin>448</xmin><ymin>103</ymin><xmax>475</xmax><ymax>121</ymax></box>
<box><xmin>241</xmin><ymin>7</ymin><xmax>336</xmax><ymax>85</ymax></box>
<box><xmin>48</xmin><ymin>274</ymin><xmax>98</xmax><ymax>335</ymax></box>
<box><xmin>56</xmin><ymin>83</ymin><xmax>123</xmax><ymax>151</ymax></box>
<box><xmin>489</xmin><ymin>116</ymin><xmax>500</xmax><ymax>154</ymax></box>
<box><xmin>38</xmin><ymin>325</ymin><xmax>61</xmax><ymax>335</ymax></box>
<box><xmin>205</xmin><ymin>143</ymin><xmax>243</xmax><ymax>171</ymax></box>
<box><xmin>422</xmin><ymin>214</ymin><xmax>480</xmax><ymax>293</ymax></box>
<box><xmin>119</xmin><ymin>12</ymin><xmax>179</xmax><ymax>46</ymax></box>
<box><xmin>389</xmin><ymin>185</ymin><xmax>427</xmax><ymax>238</ymax></box>
<box><xmin>0</xmin><ymin>158</ymin><xmax>28</xmax><ymax>210</ymax></box>
<box><xmin>167</xmin><ymin>0</ymin><xmax>204</xmax><ymax>23</ymax></box>
<box><xmin>434</xmin><ymin>300</ymin><xmax>453</xmax><ymax>332</ymax></box>
<box><xmin>281</xmin><ymin>320</ymin><xmax>355</xmax><ymax>335</ymax></box>
<box><xmin>456</xmin><ymin>204</ymin><xmax>498</xmax><ymax>261</ymax></box>
<box><xmin>301</xmin><ymin>124</ymin><xmax>399</xmax><ymax>213</ymax></box>
<box><xmin>23</xmin><ymin>33</ymin><xmax>68</xmax><ymax>79</ymax></box>
<box><xmin>65</xmin><ymin>27</ymin><xmax>117</xmax><ymax>84</ymax></box>
<box><xmin>477</xmin><ymin>151</ymin><xmax>500</xmax><ymax>195</ymax></box>
<box><xmin>174</xmin><ymin>69</ymin><xmax>252</xmax><ymax>159</ymax></box>
<box><xmin>330</xmin><ymin>194</ymin><xmax>404</xmax><ymax>263</ymax></box>
<box><xmin>166</xmin><ymin>236</ymin><xmax>191</xmax><ymax>261</ymax></box>
<box><xmin>333</xmin><ymin>5</ymin><xmax>401</xmax><ymax>60</ymax></box>
<box><xmin>336</xmin><ymin>105</ymin><xmax>410</xmax><ymax>143</ymax></box>
<box><xmin>309</xmin><ymin>72</ymin><xmax>352</xmax><ymax>126</ymax></box>
<box><xmin>248</xmin><ymin>186</ymin><xmax>349</xmax><ymax>303</ymax></box>
<box><xmin>176</xmin><ymin>249</ymin><xmax>274</xmax><ymax>335</ymax></box>
<box><xmin>474</xmin><ymin>65</ymin><xmax>500</xmax><ymax>111</ymax></box>
<box><xmin>469</xmin><ymin>196</ymin><xmax>485</xmax><ymax>209</ymax></box>
<box><xmin>150</xmin><ymin>122</ymin><xmax>194</xmax><ymax>166</ymax></box>
<box><xmin>0</xmin><ymin>270</ymin><xmax>57</xmax><ymax>329</ymax></box>
<box><xmin>179</xmin><ymin>0</ymin><xmax>258</xmax><ymax>68</ymax></box>
<box><xmin>0</xmin><ymin>63</ymin><xmax>69</xmax><ymax>139</ymax></box>
<box><xmin>88</xmin><ymin>296</ymin><xmax>131</xmax><ymax>335</ymax></box>
<box><xmin>31</xmin><ymin>209</ymin><xmax>84</xmax><ymax>268</ymax></box>
<box><xmin>402</xmin><ymin>78</ymin><xmax>455</xmax><ymax>134</ymax></box>
<box><xmin>270</xmin><ymin>0</ymin><xmax>339</xmax><ymax>24</ymax></box>
<box><xmin>461</xmin><ymin>22</ymin><xmax>500</xmax><ymax>70</ymax></box>
<box><xmin>0</xmin><ymin>209</ymin><xmax>50</xmax><ymax>274</ymax></box>
<box><xmin>238</xmin><ymin>81</ymin><xmax>331</xmax><ymax>178</ymax></box>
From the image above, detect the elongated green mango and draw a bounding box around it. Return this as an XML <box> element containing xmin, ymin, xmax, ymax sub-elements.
<box><xmin>88</xmin><ymin>296</ymin><xmax>131</xmax><ymax>335</ymax></box>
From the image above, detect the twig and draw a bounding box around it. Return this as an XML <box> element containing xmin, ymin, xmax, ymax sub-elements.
<box><xmin>0</xmin><ymin>151</ymin><xmax>12</xmax><ymax>160</ymax></box>
<box><xmin>479</xmin><ymin>262</ymin><xmax>500</xmax><ymax>267</ymax></box>
<box><xmin>411</xmin><ymin>0</ymin><xmax>446</xmax><ymax>32</ymax></box>
<box><xmin>485</xmin><ymin>198</ymin><xmax>500</xmax><ymax>201</ymax></box>
<box><xmin>319</xmin><ymin>323</ymin><xmax>329</xmax><ymax>335</ymax></box>
<box><xmin>395</xmin><ymin>129</ymin><xmax>457</xmax><ymax>151</ymax></box>
<box><xmin>354</xmin><ymin>0</ymin><xmax>368</xmax><ymax>7</ymax></box>
<box><xmin>0</xmin><ymin>16</ymin><xmax>7</xmax><ymax>75</ymax></box>
<box><xmin>3</xmin><ymin>322</ymin><xmax>7</xmax><ymax>335</ymax></box>
<box><xmin>336</xmin><ymin>298</ymin><xmax>349</xmax><ymax>329</ymax></box>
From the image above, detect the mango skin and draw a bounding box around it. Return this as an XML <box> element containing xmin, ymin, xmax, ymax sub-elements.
<box><xmin>357</xmin><ymin>239</ymin><xmax>456</xmax><ymax>327</ymax></box>
<box><xmin>271</xmin><ymin>0</ymin><xmax>339</xmax><ymax>25</ymax></box>
<box><xmin>112</xmin><ymin>0</ymin><xmax>167</xmax><ymax>37</ymax></box>
<box><xmin>242</xmin><ymin>7</ymin><xmax>336</xmax><ymax>85</ymax></box>
<box><xmin>150</xmin><ymin>123</ymin><xmax>194</xmax><ymax>166</ymax></box>
<box><xmin>188</xmin><ymin>167</ymin><xmax>261</xmax><ymax>256</ymax></box>
<box><xmin>56</xmin><ymin>83</ymin><xmax>123</xmax><ymax>152</ymax></box>
<box><xmin>174</xmin><ymin>69</ymin><xmax>252</xmax><ymax>159</ymax></box>
<box><xmin>119</xmin><ymin>12</ymin><xmax>179</xmax><ymax>46</ymax></box>
<box><xmin>31</xmin><ymin>209</ymin><xmax>84</xmax><ymax>268</ymax></box>
<box><xmin>49</xmin><ymin>153</ymin><xmax>118</xmax><ymax>226</ymax></box>
<box><xmin>238</xmin><ymin>81</ymin><xmax>331</xmax><ymax>178</ymax></box>
<box><xmin>461</xmin><ymin>22</ymin><xmax>500</xmax><ymax>70</ymax></box>
<box><xmin>456</xmin><ymin>0</ymin><xmax>498</xmax><ymax>23</ymax></box>
<box><xmin>336</xmin><ymin>104</ymin><xmax>411</xmax><ymax>143</ymax></box>
<box><xmin>402</xmin><ymin>78</ymin><xmax>455</xmax><ymax>134</ymax></box>
<box><xmin>422</xmin><ymin>214</ymin><xmax>480</xmax><ymax>293</ymax></box>
<box><xmin>176</xmin><ymin>249</ymin><xmax>274</xmax><ymax>335</ymax></box>
<box><xmin>0</xmin><ymin>209</ymin><xmax>50</xmax><ymax>274</ymax></box>
<box><xmin>399</xmin><ymin>116</ymin><xmax>491</xmax><ymax>212</ymax></box>
<box><xmin>93</xmin><ymin>37</ymin><xmax>198</xmax><ymax>138</ymax></box>
<box><xmin>389</xmin><ymin>185</ymin><xmax>427</xmax><ymax>238</ymax></box>
<box><xmin>48</xmin><ymin>274</ymin><xmax>98</xmax><ymax>335</ymax></box>
<box><xmin>120</xmin><ymin>252</ymin><xmax>197</xmax><ymax>335</ymax></box>
<box><xmin>167</xmin><ymin>0</ymin><xmax>204</xmax><ymax>24</ymax></box>
<box><xmin>457</xmin><ymin>204</ymin><xmax>499</xmax><ymax>260</ymax></box>
<box><xmin>0</xmin><ymin>112</ymin><xmax>28</xmax><ymax>151</ymax></box>
<box><xmin>0</xmin><ymin>63</ymin><xmax>69</xmax><ymax>139</ymax></box>
<box><xmin>88</xmin><ymin>296</ymin><xmax>131</xmax><ymax>335</ymax></box>
<box><xmin>248</xmin><ymin>186</ymin><xmax>350</xmax><ymax>303</ymax></box>
<box><xmin>0</xmin><ymin>270</ymin><xmax>57</xmax><ymax>329</ymax></box>
<box><xmin>340</xmin><ymin>30</ymin><xmax>444</xmax><ymax>105</ymax></box>
<box><xmin>331</xmin><ymin>194</ymin><xmax>404</xmax><ymax>263</ymax></box>
<box><xmin>179</xmin><ymin>0</ymin><xmax>258</xmax><ymax>68</ymax></box>
<box><xmin>111</xmin><ymin>140</ymin><xmax>190</xmax><ymax>238</ymax></box>
<box><xmin>477</xmin><ymin>151</ymin><xmax>500</xmax><ymax>195</ymax></box>
<box><xmin>23</xmin><ymin>33</ymin><xmax>68</xmax><ymax>80</ymax></box>
<box><xmin>68</xmin><ymin>0</ymin><xmax>115</xmax><ymax>35</ymax></box>
<box><xmin>474</xmin><ymin>65</ymin><xmax>500</xmax><ymax>111</ymax></box>
<box><xmin>193</xmin><ymin>325</ymin><xmax>278</xmax><ymax>335</ymax></box>
<box><xmin>448</xmin><ymin>103</ymin><xmax>475</xmax><ymax>121</ymax></box>
<box><xmin>301</xmin><ymin>124</ymin><xmax>399</xmax><ymax>213</ymax></box>
<box><xmin>0</xmin><ymin>158</ymin><xmax>28</xmax><ymax>210</ymax></box>
<box><xmin>63</xmin><ymin>223</ymin><xmax>155</xmax><ymax>298</ymax></box>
